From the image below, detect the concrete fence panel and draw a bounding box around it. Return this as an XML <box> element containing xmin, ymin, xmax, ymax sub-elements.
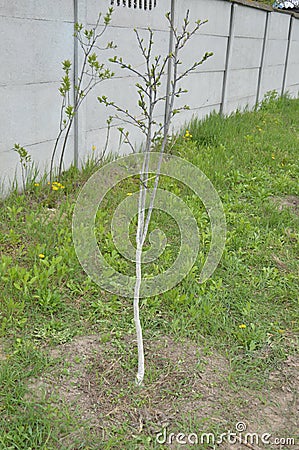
<box><xmin>0</xmin><ymin>0</ymin><xmax>298</xmax><ymax>191</ymax></box>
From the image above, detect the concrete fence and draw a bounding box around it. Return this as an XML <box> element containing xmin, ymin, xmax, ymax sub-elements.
<box><xmin>0</xmin><ymin>0</ymin><xmax>298</xmax><ymax>189</ymax></box>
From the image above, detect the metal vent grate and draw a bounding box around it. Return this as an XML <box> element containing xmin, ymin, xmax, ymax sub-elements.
<box><xmin>110</xmin><ymin>0</ymin><xmax>157</xmax><ymax>10</ymax></box>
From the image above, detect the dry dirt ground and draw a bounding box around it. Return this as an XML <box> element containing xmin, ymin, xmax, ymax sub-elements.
<box><xmin>27</xmin><ymin>334</ymin><xmax>298</xmax><ymax>449</ymax></box>
<box><xmin>270</xmin><ymin>196</ymin><xmax>299</xmax><ymax>215</ymax></box>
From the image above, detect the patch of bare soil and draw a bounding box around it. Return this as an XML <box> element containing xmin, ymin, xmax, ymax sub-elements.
<box><xmin>0</xmin><ymin>341</ymin><xmax>7</xmax><ymax>361</ymax></box>
<box><xmin>270</xmin><ymin>195</ymin><xmax>299</xmax><ymax>214</ymax></box>
<box><xmin>27</xmin><ymin>335</ymin><xmax>298</xmax><ymax>449</ymax></box>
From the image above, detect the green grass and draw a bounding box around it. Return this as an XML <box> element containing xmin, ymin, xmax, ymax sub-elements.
<box><xmin>0</xmin><ymin>92</ymin><xmax>298</xmax><ymax>448</ymax></box>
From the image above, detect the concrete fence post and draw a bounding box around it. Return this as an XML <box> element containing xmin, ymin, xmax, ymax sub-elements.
<box><xmin>220</xmin><ymin>3</ymin><xmax>236</xmax><ymax>115</ymax></box>
<box><xmin>74</xmin><ymin>0</ymin><xmax>79</xmax><ymax>168</ymax></box>
<box><xmin>164</xmin><ymin>0</ymin><xmax>175</xmax><ymax>125</ymax></box>
<box><xmin>74</xmin><ymin>0</ymin><xmax>87</xmax><ymax>167</ymax></box>
<box><xmin>282</xmin><ymin>15</ymin><xmax>294</xmax><ymax>96</ymax></box>
<box><xmin>256</xmin><ymin>11</ymin><xmax>270</xmax><ymax>105</ymax></box>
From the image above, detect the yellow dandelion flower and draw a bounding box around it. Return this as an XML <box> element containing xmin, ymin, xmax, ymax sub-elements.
<box><xmin>52</xmin><ymin>186</ymin><xmax>59</xmax><ymax>191</ymax></box>
<box><xmin>34</xmin><ymin>183</ymin><xmax>40</xmax><ymax>186</ymax></box>
<box><xmin>184</xmin><ymin>130</ymin><xmax>192</xmax><ymax>140</ymax></box>
<box><xmin>239</xmin><ymin>324</ymin><xmax>246</xmax><ymax>329</ymax></box>
<box><xmin>38</xmin><ymin>253</ymin><xmax>45</xmax><ymax>259</ymax></box>
<box><xmin>127</xmin><ymin>192</ymin><xmax>133</xmax><ymax>196</ymax></box>
<box><xmin>92</xmin><ymin>145</ymin><xmax>96</xmax><ymax>151</ymax></box>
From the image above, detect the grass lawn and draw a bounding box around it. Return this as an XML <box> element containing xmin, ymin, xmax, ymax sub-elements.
<box><xmin>0</xmin><ymin>94</ymin><xmax>298</xmax><ymax>449</ymax></box>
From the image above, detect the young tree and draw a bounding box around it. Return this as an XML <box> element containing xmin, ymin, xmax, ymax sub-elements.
<box><xmin>99</xmin><ymin>10</ymin><xmax>213</xmax><ymax>385</ymax></box>
<box><xmin>49</xmin><ymin>7</ymin><xmax>115</xmax><ymax>181</ymax></box>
